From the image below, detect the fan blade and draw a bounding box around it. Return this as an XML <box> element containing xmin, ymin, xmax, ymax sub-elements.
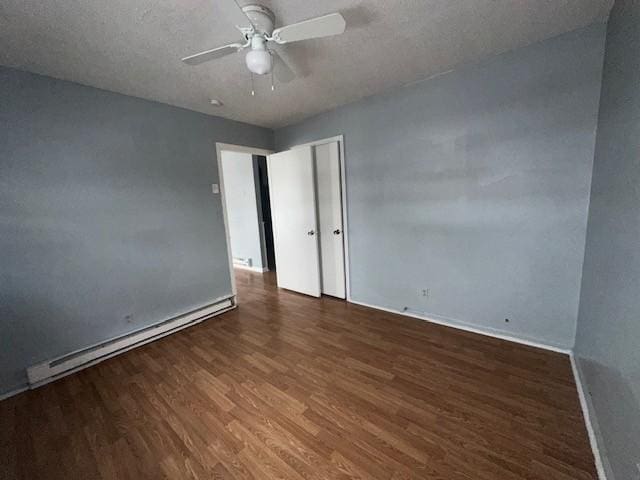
<box><xmin>272</xmin><ymin>12</ymin><xmax>346</xmax><ymax>44</ymax></box>
<box><xmin>182</xmin><ymin>43</ymin><xmax>243</xmax><ymax>65</ymax></box>
<box><xmin>219</xmin><ymin>0</ymin><xmax>254</xmax><ymax>29</ymax></box>
<box><xmin>270</xmin><ymin>50</ymin><xmax>296</xmax><ymax>83</ymax></box>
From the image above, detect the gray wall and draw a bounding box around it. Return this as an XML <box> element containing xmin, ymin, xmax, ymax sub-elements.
<box><xmin>220</xmin><ymin>151</ymin><xmax>265</xmax><ymax>269</ymax></box>
<box><xmin>574</xmin><ymin>1</ymin><xmax>640</xmax><ymax>478</ymax></box>
<box><xmin>0</xmin><ymin>66</ymin><xmax>272</xmax><ymax>396</ymax></box>
<box><xmin>276</xmin><ymin>24</ymin><xmax>606</xmax><ymax>349</ymax></box>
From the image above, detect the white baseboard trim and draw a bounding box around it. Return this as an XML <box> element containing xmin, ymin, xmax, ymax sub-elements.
<box><xmin>233</xmin><ymin>264</ymin><xmax>268</xmax><ymax>273</ymax></box>
<box><xmin>347</xmin><ymin>299</ymin><xmax>572</xmax><ymax>355</ymax></box>
<box><xmin>23</xmin><ymin>295</ymin><xmax>236</xmax><ymax>393</ymax></box>
<box><xmin>570</xmin><ymin>354</ymin><xmax>609</xmax><ymax>480</ymax></box>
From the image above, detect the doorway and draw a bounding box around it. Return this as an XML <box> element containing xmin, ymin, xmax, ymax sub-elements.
<box><xmin>216</xmin><ymin>143</ymin><xmax>275</xmax><ymax>297</ymax></box>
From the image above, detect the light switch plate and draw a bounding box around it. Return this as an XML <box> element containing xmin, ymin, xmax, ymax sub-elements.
<box><xmin>212</xmin><ymin>183</ymin><xmax>220</xmax><ymax>194</ymax></box>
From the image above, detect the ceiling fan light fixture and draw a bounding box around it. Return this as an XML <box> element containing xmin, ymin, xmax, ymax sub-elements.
<box><xmin>245</xmin><ymin>48</ymin><xmax>272</xmax><ymax>75</ymax></box>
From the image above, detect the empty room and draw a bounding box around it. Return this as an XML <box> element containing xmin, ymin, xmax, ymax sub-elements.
<box><xmin>1</xmin><ymin>0</ymin><xmax>638</xmax><ymax>479</ymax></box>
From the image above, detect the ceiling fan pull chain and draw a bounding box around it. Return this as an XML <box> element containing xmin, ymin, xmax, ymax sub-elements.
<box><xmin>271</xmin><ymin>68</ymin><xmax>275</xmax><ymax>91</ymax></box>
<box><xmin>251</xmin><ymin>72</ymin><xmax>255</xmax><ymax>96</ymax></box>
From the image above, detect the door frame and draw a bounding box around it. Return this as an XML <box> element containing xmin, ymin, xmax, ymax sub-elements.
<box><xmin>215</xmin><ymin>142</ymin><xmax>274</xmax><ymax>297</ymax></box>
<box><xmin>291</xmin><ymin>135</ymin><xmax>351</xmax><ymax>301</ymax></box>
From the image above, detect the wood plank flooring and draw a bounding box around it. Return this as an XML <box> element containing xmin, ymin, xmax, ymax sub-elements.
<box><xmin>0</xmin><ymin>269</ymin><xmax>596</xmax><ymax>479</ymax></box>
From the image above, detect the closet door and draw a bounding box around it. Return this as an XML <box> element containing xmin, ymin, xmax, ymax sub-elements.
<box><xmin>315</xmin><ymin>142</ymin><xmax>346</xmax><ymax>298</ymax></box>
<box><xmin>267</xmin><ymin>147</ymin><xmax>322</xmax><ymax>297</ymax></box>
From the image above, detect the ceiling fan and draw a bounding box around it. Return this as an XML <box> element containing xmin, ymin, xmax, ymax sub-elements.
<box><xmin>181</xmin><ymin>0</ymin><xmax>346</xmax><ymax>85</ymax></box>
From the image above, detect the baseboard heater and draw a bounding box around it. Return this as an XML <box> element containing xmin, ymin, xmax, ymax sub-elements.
<box><xmin>233</xmin><ymin>257</ymin><xmax>252</xmax><ymax>267</ymax></box>
<box><xmin>26</xmin><ymin>296</ymin><xmax>235</xmax><ymax>388</ymax></box>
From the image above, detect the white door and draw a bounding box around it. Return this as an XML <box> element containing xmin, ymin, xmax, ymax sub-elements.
<box><xmin>267</xmin><ymin>147</ymin><xmax>322</xmax><ymax>297</ymax></box>
<box><xmin>315</xmin><ymin>142</ymin><xmax>346</xmax><ymax>298</ymax></box>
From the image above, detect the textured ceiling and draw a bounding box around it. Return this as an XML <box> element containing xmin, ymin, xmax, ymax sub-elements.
<box><xmin>1</xmin><ymin>0</ymin><xmax>613</xmax><ymax>128</ymax></box>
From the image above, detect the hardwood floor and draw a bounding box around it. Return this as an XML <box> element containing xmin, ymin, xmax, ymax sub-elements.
<box><xmin>1</xmin><ymin>269</ymin><xmax>596</xmax><ymax>479</ymax></box>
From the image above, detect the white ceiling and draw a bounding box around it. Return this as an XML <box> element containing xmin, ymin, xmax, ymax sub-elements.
<box><xmin>1</xmin><ymin>0</ymin><xmax>613</xmax><ymax>128</ymax></box>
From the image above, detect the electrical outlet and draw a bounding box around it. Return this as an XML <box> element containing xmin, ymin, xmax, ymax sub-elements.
<box><xmin>418</xmin><ymin>288</ymin><xmax>430</xmax><ymax>298</ymax></box>
<box><xmin>635</xmin><ymin>461</ymin><xmax>640</xmax><ymax>479</ymax></box>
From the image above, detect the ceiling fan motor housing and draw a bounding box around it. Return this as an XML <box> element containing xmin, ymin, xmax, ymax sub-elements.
<box><xmin>241</xmin><ymin>5</ymin><xmax>276</xmax><ymax>36</ymax></box>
